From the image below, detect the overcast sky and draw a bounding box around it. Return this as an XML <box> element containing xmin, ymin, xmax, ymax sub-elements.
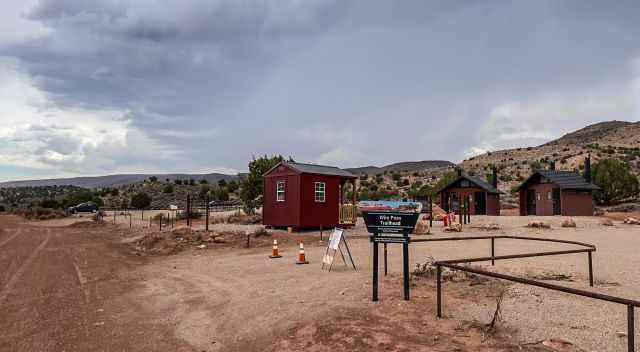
<box><xmin>1</xmin><ymin>1</ymin><xmax>639</xmax><ymax>181</ymax></box>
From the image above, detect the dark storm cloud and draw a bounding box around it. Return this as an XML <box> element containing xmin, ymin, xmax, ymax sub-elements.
<box><xmin>0</xmin><ymin>0</ymin><xmax>639</xmax><ymax>177</ymax></box>
<box><xmin>6</xmin><ymin>0</ymin><xmax>349</xmax><ymax>126</ymax></box>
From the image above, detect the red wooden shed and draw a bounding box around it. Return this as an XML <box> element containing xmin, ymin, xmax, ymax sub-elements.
<box><xmin>516</xmin><ymin>170</ymin><xmax>599</xmax><ymax>216</ymax></box>
<box><xmin>262</xmin><ymin>161</ymin><xmax>357</xmax><ymax>229</ymax></box>
<box><xmin>437</xmin><ymin>169</ymin><xmax>501</xmax><ymax>216</ymax></box>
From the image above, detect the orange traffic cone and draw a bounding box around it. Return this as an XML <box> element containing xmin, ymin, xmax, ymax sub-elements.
<box><xmin>269</xmin><ymin>239</ymin><xmax>282</xmax><ymax>259</ymax></box>
<box><xmin>296</xmin><ymin>241</ymin><xmax>309</xmax><ymax>264</ymax></box>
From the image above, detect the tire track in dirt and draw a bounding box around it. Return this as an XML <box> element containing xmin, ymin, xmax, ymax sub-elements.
<box><xmin>0</xmin><ymin>228</ymin><xmax>51</xmax><ymax>309</ymax></box>
<box><xmin>0</xmin><ymin>228</ymin><xmax>20</xmax><ymax>248</ymax></box>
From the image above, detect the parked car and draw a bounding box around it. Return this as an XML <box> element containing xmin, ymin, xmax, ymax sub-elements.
<box><xmin>69</xmin><ymin>202</ymin><xmax>99</xmax><ymax>214</ymax></box>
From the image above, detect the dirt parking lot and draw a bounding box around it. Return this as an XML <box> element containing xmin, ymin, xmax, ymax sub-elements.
<box><xmin>1</xmin><ymin>213</ymin><xmax>639</xmax><ymax>351</ymax></box>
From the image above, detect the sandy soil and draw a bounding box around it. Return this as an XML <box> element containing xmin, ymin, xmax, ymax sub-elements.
<box><xmin>2</xmin><ymin>213</ymin><xmax>640</xmax><ymax>351</ymax></box>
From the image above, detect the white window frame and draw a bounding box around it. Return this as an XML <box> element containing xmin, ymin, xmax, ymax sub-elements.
<box><xmin>276</xmin><ymin>181</ymin><xmax>285</xmax><ymax>202</ymax></box>
<box><xmin>314</xmin><ymin>182</ymin><xmax>326</xmax><ymax>203</ymax></box>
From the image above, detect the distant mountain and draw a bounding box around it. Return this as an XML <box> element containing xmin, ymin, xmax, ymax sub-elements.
<box><xmin>0</xmin><ymin>173</ymin><xmax>237</xmax><ymax>189</ymax></box>
<box><xmin>542</xmin><ymin>121</ymin><xmax>639</xmax><ymax>146</ymax></box>
<box><xmin>346</xmin><ymin>160</ymin><xmax>455</xmax><ymax>176</ymax></box>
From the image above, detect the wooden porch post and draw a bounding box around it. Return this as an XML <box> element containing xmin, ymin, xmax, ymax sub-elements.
<box><xmin>352</xmin><ymin>179</ymin><xmax>356</xmax><ymax>205</ymax></box>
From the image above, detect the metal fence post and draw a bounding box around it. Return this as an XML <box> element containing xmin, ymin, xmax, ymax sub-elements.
<box><xmin>206</xmin><ymin>195</ymin><xmax>210</xmax><ymax>232</ymax></box>
<box><xmin>429</xmin><ymin>196</ymin><xmax>433</xmax><ymax>228</ymax></box>
<box><xmin>491</xmin><ymin>237</ymin><xmax>495</xmax><ymax>266</ymax></box>
<box><xmin>187</xmin><ymin>194</ymin><xmax>191</xmax><ymax>227</ymax></box>
<box><xmin>629</xmin><ymin>305</ymin><xmax>635</xmax><ymax>352</ymax></box>
<box><xmin>588</xmin><ymin>251</ymin><xmax>594</xmax><ymax>287</ymax></box>
<box><xmin>436</xmin><ymin>264</ymin><xmax>442</xmax><ymax>318</ymax></box>
<box><xmin>159</xmin><ymin>214</ymin><xmax>162</xmax><ymax>231</ymax></box>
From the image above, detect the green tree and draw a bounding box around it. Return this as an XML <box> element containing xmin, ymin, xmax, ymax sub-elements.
<box><xmin>174</xmin><ymin>179</ymin><xmax>183</xmax><ymax>185</ymax></box>
<box><xmin>218</xmin><ymin>179</ymin><xmax>227</xmax><ymax>188</ymax></box>
<box><xmin>199</xmin><ymin>184</ymin><xmax>210</xmax><ymax>199</ymax></box>
<box><xmin>226</xmin><ymin>180</ymin><xmax>239</xmax><ymax>193</ymax></box>
<box><xmin>591</xmin><ymin>159</ymin><xmax>639</xmax><ymax>204</ymax></box>
<box><xmin>240</xmin><ymin>155</ymin><xmax>285</xmax><ymax>214</ymax></box>
<box><xmin>199</xmin><ymin>179</ymin><xmax>208</xmax><ymax>184</ymax></box>
<box><xmin>131</xmin><ymin>192</ymin><xmax>152</xmax><ymax>210</ymax></box>
<box><xmin>432</xmin><ymin>171</ymin><xmax>459</xmax><ymax>194</ymax></box>
<box><xmin>163</xmin><ymin>184</ymin><xmax>174</xmax><ymax>194</ymax></box>
<box><xmin>62</xmin><ymin>190</ymin><xmax>104</xmax><ymax>208</ymax></box>
<box><xmin>149</xmin><ymin>176</ymin><xmax>158</xmax><ymax>183</ymax></box>
<box><xmin>212</xmin><ymin>187</ymin><xmax>230</xmax><ymax>201</ymax></box>
<box><xmin>189</xmin><ymin>179</ymin><xmax>196</xmax><ymax>186</ymax></box>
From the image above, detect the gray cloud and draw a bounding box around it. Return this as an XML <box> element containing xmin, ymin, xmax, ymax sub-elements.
<box><xmin>0</xmin><ymin>0</ymin><xmax>638</xmax><ymax>180</ymax></box>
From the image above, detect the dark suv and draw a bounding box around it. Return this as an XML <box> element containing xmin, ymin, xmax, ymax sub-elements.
<box><xmin>69</xmin><ymin>202</ymin><xmax>99</xmax><ymax>214</ymax></box>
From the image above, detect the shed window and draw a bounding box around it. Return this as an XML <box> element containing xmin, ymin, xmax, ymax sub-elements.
<box><xmin>276</xmin><ymin>181</ymin><xmax>285</xmax><ymax>202</ymax></box>
<box><xmin>314</xmin><ymin>182</ymin><xmax>326</xmax><ymax>202</ymax></box>
<box><xmin>536</xmin><ymin>193</ymin><xmax>541</xmax><ymax>201</ymax></box>
<box><xmin>547</xmin><ymin>192</ymin><xmax>552</xmax><ymax>200</ymax></box>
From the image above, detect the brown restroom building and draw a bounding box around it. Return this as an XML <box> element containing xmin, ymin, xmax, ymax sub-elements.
<box><xmin>516</xmin><ymin>159</ymin><xmax>599</xmax><ymax>216</ymax></box>
<box><xmin>439</xmin><ymin>169</ymin><xmax>501</xmax><ymax>216</ymax></box>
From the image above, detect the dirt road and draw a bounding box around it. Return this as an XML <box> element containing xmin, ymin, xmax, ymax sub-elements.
<box><xmin>0</xmin><ymin>215</ymin><xmax>193</xmax><ymax>352</ymax></box>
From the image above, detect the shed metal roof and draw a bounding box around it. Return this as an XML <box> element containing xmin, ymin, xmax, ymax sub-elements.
<box><xmin>438</xmin><ymin>175</ymin><xmax>500</xmax><ymax>194</ymax></box>
<box><xmin>264</xmin><ymin>161</ymin><xmax>356</xmax><ymax>178</ymax></box>
<box><xmin>516</xmin><ymin>170</ymin><xmax>600</xmax><ymax>191</ymax></box>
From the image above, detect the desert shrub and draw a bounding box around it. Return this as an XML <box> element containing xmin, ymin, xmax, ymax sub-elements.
<box><xmin>14</xmin><ymin>206</ymin><xmax>67</xmax><ymax>220</ymax></box>
<box><xmin>392</xmin><ymin>173</ymin><xmax>401</xmax><ymax>181</ymax></box>
<box><xmin>176</xmin><ymin>210</ymin><xmax>202</xmax><ymax>220</ymax></box>
<box><xmin>131</xmin><ymin>192</ymin><xmax>152</xmax><ymax>210</ymax></box>
<box><xmin>529</xmin><ymin>161</ymin><xmax>542</xmax><ymax>171</ymax></box>
<box><xmin>199</xmin><ymin>179</ymin><xmax>208</xmax><ymax>184</ymax></box>
<box><xmin>40</xmin><ymin>199</ymin><xmax>61</xmax><ymax>209</ymax></box>
<box><xmin>227</xmin><ymin>213</ymin><xmax>262</xmax><ymax>224</ymax></box>
<box><xmin>591</xmin><ymin>158</ymin><xmax>639</xmax><ymax>205</ymax></box>
<box><xmin>163</xmin><ymin>184</ymin><xmax>174</xmax><ymax>193</ymax></box>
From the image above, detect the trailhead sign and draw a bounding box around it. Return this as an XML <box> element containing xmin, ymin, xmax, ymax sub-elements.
<box><xmin>359</xmin><ymin>201</ymin><xmax>422</xmax><ymax>235</ymax></box>
<box><xmin>359</xmin><ymin>201</ymin><xmax>422</xmax><ymax>301</ymax></box>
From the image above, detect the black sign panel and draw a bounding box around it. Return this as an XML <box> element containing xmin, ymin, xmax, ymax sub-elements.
<box><xmin>362</xmin><ymin>211</ymin><xmax>419</xmax><ymax>235</ymax></box>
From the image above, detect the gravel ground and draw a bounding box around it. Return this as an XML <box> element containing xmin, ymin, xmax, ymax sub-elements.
<box><xmin>17</xmin><ymin>213</ymin><xmax>640</xmax><ymax>351</ymax></box>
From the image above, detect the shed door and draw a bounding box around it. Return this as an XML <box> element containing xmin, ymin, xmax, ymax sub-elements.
<box><xmin>474</xmin><ymin>191</ymin><xmax>486</xmax><ymax>215</ymax></box>
<box><xmin>526</xmin><ymin>190</ymin><xmax>536</xmax><ymax>215</ymax></box>
<box><xmin>552</xmin><ymin>188</ymin><xmax>561</xmax><ymax>215</ymax></box>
